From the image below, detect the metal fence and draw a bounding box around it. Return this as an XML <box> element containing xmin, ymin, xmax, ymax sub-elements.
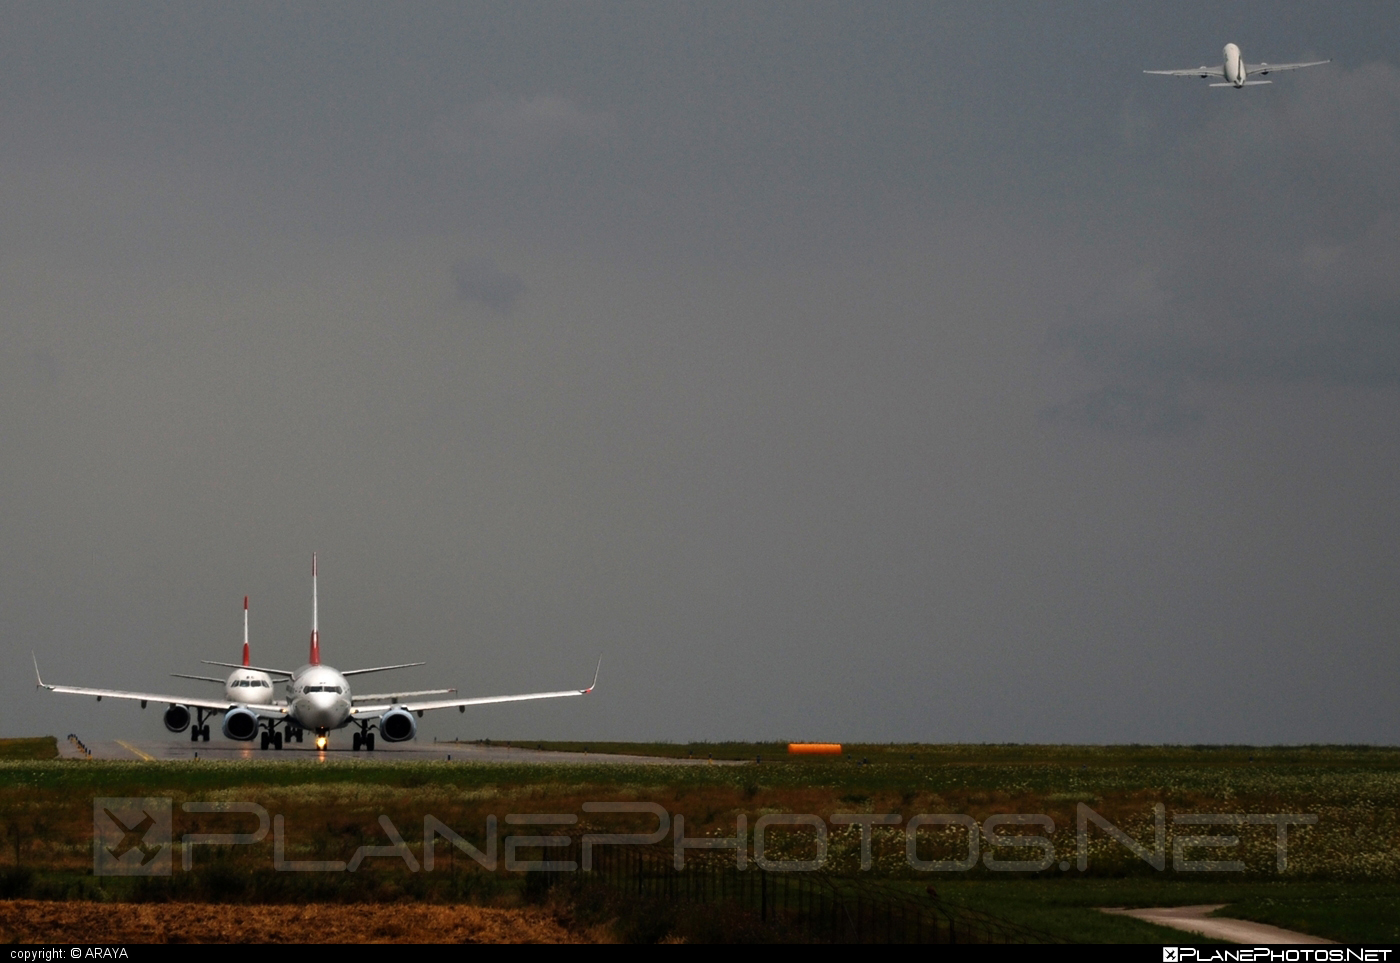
<box><xmin>545</xmin><ymin>840</ymin><xmax>1062</xmax><ymax>944</ymax></box>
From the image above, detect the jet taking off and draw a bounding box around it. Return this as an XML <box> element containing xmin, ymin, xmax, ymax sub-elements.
<box><xmin>36</xmin><ymin>555</ymin><xmax>599</xmax><ymax>751</ymax></box>
<box><xmin>1146</xmin><ymin>43</ymin><xmax>1329</xmax><ymax>87</ymax></box>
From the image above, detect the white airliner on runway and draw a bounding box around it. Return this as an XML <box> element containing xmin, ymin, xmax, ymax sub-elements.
<box><xmin>35</xmin><ymin>556</ymin><xmax>599</xmax><ymax>751</ymax></box>
<box><xmin>162</xmin><ymin>596</ymin><xmax>277</xmax><ymax>742</ymax></box>
<box><xmin>1146</xmin><ymin>43</ymin><xmax>1329</xmax><ymax>87</ymax></box>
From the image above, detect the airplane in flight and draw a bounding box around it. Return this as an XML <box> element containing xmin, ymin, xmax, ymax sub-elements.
<box><xmin>35</xmin><ymin>555</ymin><xmax>599</xmax><ymax>751</ymax></box>
<box><xmin>1145</xmin><ymin>43</ymin><xmax>1330</xmax><ymax>87</ymax></box>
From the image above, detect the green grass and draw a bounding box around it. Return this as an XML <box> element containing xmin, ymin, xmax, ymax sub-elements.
<box><xmin>0</xmin><ymin>737</ymin><xmax>57</xmax><ymax>760</ymax></box>
<box><xmin>934</xmin><ymin>879</ymin><xmax>1230</xmax><ymax>943</ymax></box>
<box><xmin>478</xmin><ymin>740</ymin><xmax>1400</xmax><ymax>768</ymax></box>
<box><xmin>455</xmin><ymin>739</ymin><xmax>792</xmax><ymax>760</ymax></box>
<box><xmin>1217</xmin><ymin>889</ymin><xmax>1400</xmax><ymax>944</ymax></box>
<box><xmin>933</xmin><ymin>879</ymin><xmax>1400</xmax><ymax>944</ymax></box>
<box><xmin>927</xmin><ymin>879</ymin><xmax>1349</xmax><ymax>943</ymax></box>
<box><xmin>2</xmin><ymin>741</ymin><xmax>1396</xmax><ymax>942</ymax></box>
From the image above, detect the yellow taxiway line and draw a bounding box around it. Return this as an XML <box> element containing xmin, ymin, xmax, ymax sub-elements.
<box><xmin>114</xmin><ymin>740</ymin><xmax>155</xmax><ymax>761</ymax></box>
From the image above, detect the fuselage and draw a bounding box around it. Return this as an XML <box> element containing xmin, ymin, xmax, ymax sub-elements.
<box><xmin>1224</xmin><ymin>43</ymin><xmax>1245</xmax><ymax>87</ymax></box>
<box><xmin>286</xmin><ymin>663</ymin><xmax>353</xmax><ymax>730</ymax></box>
<box><xmin>224</xmin><ymin>667</ymin><xmax>275</xmax><ymax>705</ymax></box>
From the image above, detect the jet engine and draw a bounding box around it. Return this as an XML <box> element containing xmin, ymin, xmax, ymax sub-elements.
<box><xmin>163</xmin><ymin>704</ymin><xmax>191</xmax><ymax>733</ymax></box>
<box><xmin>221</xmin><ymin>707</ymin><xmax>260</xmax><ymax>741</ymax></box>
<box><xmin>379</xmin><ymin>708</ymin><xmax>417</xmax><ymax>743</ymax></box>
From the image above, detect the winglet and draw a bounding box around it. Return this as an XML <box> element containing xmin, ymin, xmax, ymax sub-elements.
<box><xmin>583</xmin><ymin>657</ymin><xmax>601</xmax><ymax>695</ymax></box>
<box><xmin>32</xmin><ymin>652</ymin><xmax>49</xmax><ymax>689</ymax></box>
<box><xmin>309</xmin><ymin>553</ymin><xmax>321</xmax><ymax>666</ymax></box>
<box><xmin>242</xmin><ymin>596</ymin><xmax>250</xmax><ymax>667</ymax></box>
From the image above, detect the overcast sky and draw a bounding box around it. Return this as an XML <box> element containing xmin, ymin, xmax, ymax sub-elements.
<box><xmin>4</xmin><ymin>3</ymin><xmax>1398</xmax><ymax>745</ymax></box>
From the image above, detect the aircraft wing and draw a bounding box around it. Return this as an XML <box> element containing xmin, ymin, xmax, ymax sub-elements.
<box><xmin>350</xmin><ymin>661</ymin><xmax>600</xmax><ymax>718</ymax></box>
<box><xmin>35</xmin><ymin>657</ymin><xmax>286</xmax><ymax>716</ymax></box>
<box><xmin>351</xmin><ymin>688</ymin><xmax>456</xmax><ymax>703</ymax></box>
<box><xmin>1245</xmin><ymin>60</ymin><xmax>1329</xmax><ymax>74</ymax></box>
<box><xmin>351</xmin><ymin>688</ymin><xmax>590</xmax><ymax>718</ymax></box>
<box><xmin>1144</xmin><ymin>66</ymin><xmax>1225</xmax><ymax>78</ymax></box>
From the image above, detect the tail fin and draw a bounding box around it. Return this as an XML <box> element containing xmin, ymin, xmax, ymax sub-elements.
<box><xmin>242</xmin><ymin>596</ymin><xmax>251</xmax><ymax>667</ymax></box>
<box><xmin>309</xmin><ymin>554</ymin><xmax>321</xmax><ymax>665</ymax></box>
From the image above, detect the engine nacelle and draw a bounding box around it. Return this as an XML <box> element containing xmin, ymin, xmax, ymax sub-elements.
<box><xmin>379</xmin><ymin>708</ymin><xmax>417</xmax><ymax>743</ymax></box>
<box><xmin>221</xmin><ymin>707</ymin><xmax>260</xmax><ymax>741</ymax></box>
<box><xmin>163</xmin><ymin>704</ymin><xmax>191</xmax><ymax>733</ymax></box>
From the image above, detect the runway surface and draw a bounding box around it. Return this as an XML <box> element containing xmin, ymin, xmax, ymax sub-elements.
<box><xmin>59</xmin><ymin>736</ymin><xmax>737</xmax><ymax>765</ymax></box>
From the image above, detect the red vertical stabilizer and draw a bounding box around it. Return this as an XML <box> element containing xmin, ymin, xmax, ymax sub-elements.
<box><xmin>309</xmin><ymin>554</ymin><xmax>321</xmax><ymax>665</ymax></box>
<box><xmin>242</xmin><ymin>596</ymin><xmax>250</xmax><ymax>667</ymax></box>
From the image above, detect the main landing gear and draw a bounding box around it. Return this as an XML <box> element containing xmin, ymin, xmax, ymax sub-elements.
<box><xmin>352</xmin><ymin>720</ymin><xmax>377</xmax><ymax>752</ymax></box>
<box><xmin>258</xmin><ymin>721</ymin><xmax>303</xmax><ymax>750</ymax></box>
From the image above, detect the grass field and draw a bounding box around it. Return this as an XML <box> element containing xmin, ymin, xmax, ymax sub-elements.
<box><xmin>927</xmin><ymin>879</ymin><xmax>1400</xmax><ymax>943</ymax></box>
<box><xmin>0</xmin><ymin>737</ymin><xmax>57</xmax><ymax>760</ymax></box>
<box><xmin>1</xmin><ymin>740</ymin><xmax>1396</xmax><ymax>942</ymax></box>
<box><xmin>463</xmin><ymin>739</ymin><xmax>1400</xmax><ymax>767</ymax></box>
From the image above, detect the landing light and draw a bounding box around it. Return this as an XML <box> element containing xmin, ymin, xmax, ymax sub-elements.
<box><xmin>316</xmin><ymin>735</ymin><xmax>328</xmax><ymax>750</ymax></box>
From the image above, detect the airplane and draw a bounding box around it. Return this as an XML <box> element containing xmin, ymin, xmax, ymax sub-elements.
<box><xmin>168</xmin><ymin>593</ymin><xmax>456</xmax><ymax>746</ymax></box>
<box><xmin>164</xmin><ymin>596</ymin><xmax>277</xmax><ymax>741</ymax></box>
<box><xmin>1145</xmin><ymin>43</ymin><xmax>1329</xmax><ymax>87</ymax></box>
<box><xmin>35</xmin><ymin>555</ymin><xmax>600</xmax><ymax>751</ymax></box>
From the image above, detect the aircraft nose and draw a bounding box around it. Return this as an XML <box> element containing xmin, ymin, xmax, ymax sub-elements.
<box><xmin>297</xmin><ymin>693</ymin><xmax>341</xmax><ymax>727</ymax></box>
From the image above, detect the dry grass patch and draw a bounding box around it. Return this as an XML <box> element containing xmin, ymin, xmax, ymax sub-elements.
<box><xmin>0</xmin><ymin>900</ymin><xmax>599</xmax><ymax>943</ymax></box>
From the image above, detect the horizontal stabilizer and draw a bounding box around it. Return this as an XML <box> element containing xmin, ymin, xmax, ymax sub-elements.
<box><xmin>340</xmin><ymin>662</ymin><xmax>427</xmax><ymax>677</ymax></box>
<box><xmin>171</xmin><ymin>673</ymin><xmax>228</xmax><ymax>684</ymax></box>
<box><xmin>202</xmin><ymin>660</ymin><xmax>294</xmax><ymax>676</ymax></box>
<box><xmin>1210</xmin><ymin>81</ymin><xmax>1272</xmax><ymax>86</ymax></box>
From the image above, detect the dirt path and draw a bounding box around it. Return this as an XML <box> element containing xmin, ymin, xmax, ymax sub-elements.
<box><xmin>1101</xmin><ymin>904</ymin><xmax>1334</xmax><ymax>944</ymax></box>
<box><xmin>0</xmin><ymin>900</ymin><xmax>601</xmax><ymax>943</ymax></box>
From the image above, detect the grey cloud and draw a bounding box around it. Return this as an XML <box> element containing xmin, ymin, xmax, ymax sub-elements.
<box><xmin>430</xmin><ymin>94</ymin><xmax>616</xmax><ymax>161</ymax></box>
<box><xmin>453</xmin><ymin>257</ymin><xmax>526</xmax><ymax>315</ymax></box>
<box><xmin>29</xmin><ymin>349</ymin><xmax>60</xmax><ymax>387</ymax></box>
<box><xmin>8</xmin><ymin>5</ymin><xmax>1400</xmax><ymax>747</ymax></box>
<box><xmin>1042</xmin><ymin>382</ymin><xmax>1202</xmax><ymax>437</ymax></box>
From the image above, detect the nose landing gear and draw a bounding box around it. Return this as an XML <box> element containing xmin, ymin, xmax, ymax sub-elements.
<box><xmin>190</xmin><ymin>709</ymin><xmax>212</xmax><ymax>742</ymax></box>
